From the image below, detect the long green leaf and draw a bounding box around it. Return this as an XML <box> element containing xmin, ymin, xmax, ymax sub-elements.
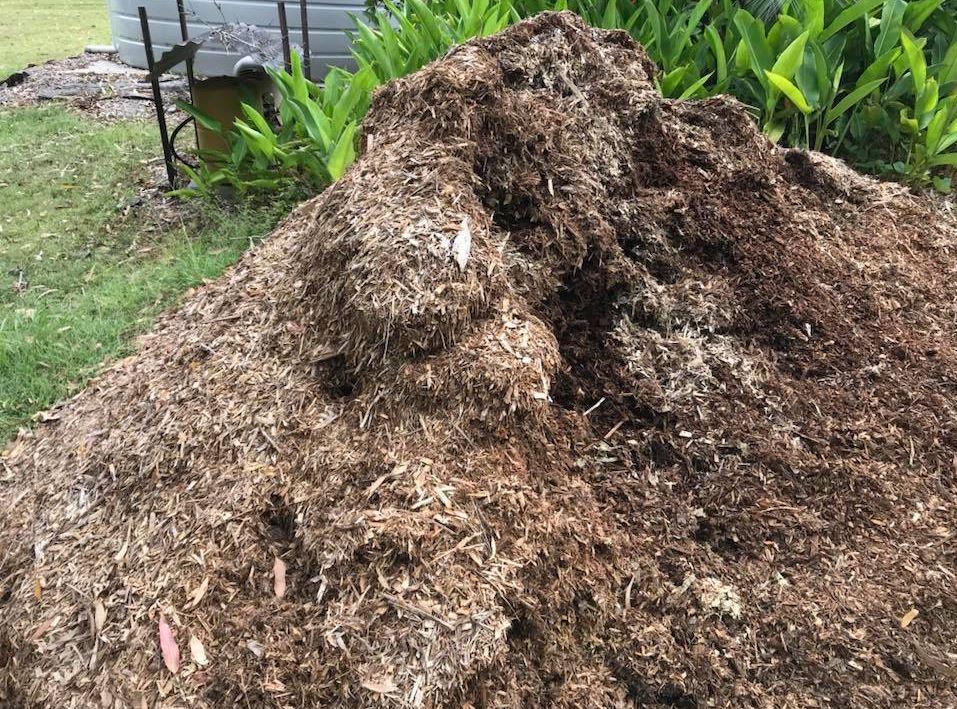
<box><xmin>175</xmin><ymin>100</ymin><xmax>223</xmax><ymax>134</ymax></box>
<box><xmin>765</xmin><ymin>70</ymin><xmax>813</xmax><ymax>113</ymax></box>
<box><xmin>704</xmin><ymin>24</ymin><xmax>727</xmax><ymax>83</ymax></box>
<box><xmin>734</xmin><ymin>9</ymin><xmax>773</xmax><ymax>84</ymax></box>
<box><xmin>820</xmin><ymin>0</ymin><xmax>882</xmax><ymax>41</ymax></box>
<box><xmin>929</xmin><ymin>152</ymin><xmax>957</xmax><ymax>166</ymax></box>
<box><xmin>874</xmin><ymin>0</ymin><xmax>906</xmax><ymax>59</ymax></box>
<box><xmin>771</xmin><ymin>31</ymin><xmax>809</xmax><ymax>80</ymax></box>
<box><xmin>824</xmin><ymin>78</ymin><xmax>886</xmax><ymax>124</ymax></box>
<box><xmin>677</xmin><ymin>72</ymin><xmax>714</xmax><ymax>99</ymax></box>
<box><xmin>802</xmin><ymin>0</ymin><xmax>824</xmax><ymax>38</ymax></box>
<box><xmin>900</xmin><ymin>30</ymin><xmax>927</xmax><ymax>95</ymax></box>
<box><xmin>326</xmin><ymin>122</ymin><xmax>358</xmax><ymax>180</ymax></box>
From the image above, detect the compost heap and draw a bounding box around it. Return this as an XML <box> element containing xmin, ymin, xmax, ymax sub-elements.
<box><xmin>3</xmin><ymin>12</ymin><xmax>957</xmax><ymax>708</ymax></box>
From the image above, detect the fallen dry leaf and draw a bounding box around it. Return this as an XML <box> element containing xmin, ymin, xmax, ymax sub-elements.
<box><xmin>901</xmin><ymin>608</ymin><xmax>919</xmax><ymax>628</ymax></box>
<box><xmin>246</xmin><ymin>639</ymin><xmax>265</xmax><ymax>658</ymax></box>
<box><xmin>273</xmin><ymin>557</ymin><xmax>287</xmax><ymax>599</ymax></box>
<box><xmin>185</xmin><ymin>577</ymin><xmax>209</xmax><ymax>610</ymax></box>
<box><xmin>189</xmin><ymin>635</ymin><xmax>209</xmax><ymax>666</ymax></box>
<box><xmin>94</xmin><ymin>599</ymin><xmax>106</xmax><ymax>632</ymax></box>
<box><xmin>158</xmin><ymin>615</ymin><xmax>180</xmax><ymax>674</ymax></box>
<box><xmin>361</xmin><ymin>675</ymin><xmax>398</xmax><ymax>694</ymax></box>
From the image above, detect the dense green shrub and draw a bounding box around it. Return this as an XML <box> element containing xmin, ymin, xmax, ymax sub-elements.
<box><xmin>179</xmin><ymin>0</ymin><xmax>957</xmax><ymax>196</ymax></box>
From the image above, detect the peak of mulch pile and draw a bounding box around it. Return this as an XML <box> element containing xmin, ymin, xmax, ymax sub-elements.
<box><xmin>3</xmin><ymin>12</ymin><xmax>957</xmax><ymax>708</ymax></box>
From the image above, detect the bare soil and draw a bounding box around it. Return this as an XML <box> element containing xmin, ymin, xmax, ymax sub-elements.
<box><xmin>0</xmin><ymin>51</ymin><xmax>187</xmax><ymax>121</ymax></box>
<box><xmin>2</xmin><ymin>13</ymin><xmax>957</xmax><ymax>708</ymax></box>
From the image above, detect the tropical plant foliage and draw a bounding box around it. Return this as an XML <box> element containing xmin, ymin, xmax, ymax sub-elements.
<box><xmin>179</xmin><ymin>0</ymin><xmax>957</xmax><ymax>196</ymax></box>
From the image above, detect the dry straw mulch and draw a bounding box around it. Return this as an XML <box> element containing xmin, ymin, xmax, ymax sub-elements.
<box><xmin>3</xmin><ymin>12</ymin><xmax>957</xmax><ymax>708</ymax></box>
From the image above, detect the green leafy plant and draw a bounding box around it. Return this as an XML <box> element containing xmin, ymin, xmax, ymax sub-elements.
<box><xmin>175</xmin><ymin>52</ymin><xmax>373</xmax><ymax>196</ymax></box>
<box><xmin>177</xmin><ymin>0</ymin><xmax>957</xmax><ymax>197</ymax></box>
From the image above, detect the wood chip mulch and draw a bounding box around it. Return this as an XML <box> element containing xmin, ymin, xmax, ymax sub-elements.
<box><xmin>2</xmin><ymin>12</ymin><xmax>957</xmax><ymax>708</ymax></box>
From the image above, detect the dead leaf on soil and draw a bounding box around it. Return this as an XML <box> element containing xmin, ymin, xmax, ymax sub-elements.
<box><xmin>94</xmin><ymin>599</ymin><xmax>106</xmax><ymax>632</ymax></box>
<box><xmin>185</xmin><ymin>577</ymin><xmax>209</xmax><ymax>610</ymax></box>
<box><xmin>189</xmin><ymin>635</ymin><xmax>209</xmax><ymax>666</ymax></box>
<box><xmin>246</xmin><ymin>639</ymin><xmax>265</xmax><ymax>658</ymax></box>
<box><xmin>361</xmin><ymin>675</ymin><xmax>398</xmax><ymax>694</ymax></box>
<box><xmin>158</xmin><ymin>615</ymin><xmax>180</xmax><ymax>674</ymax></box>
<box><xmin>273</xmin><ymin>557</ymin><xmax>287</xmax><ymax>599</ymax></box>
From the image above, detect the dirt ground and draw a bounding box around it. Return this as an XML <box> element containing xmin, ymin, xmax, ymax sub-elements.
<box><xmin>0</xmin><ymin>50</ymin><xmax>187</xmax><ymax>121</ymax></box>
<box><xmin>2</xmin><ymin>12</ymin><xmax>957</xmax><ymax>708</ymax></box>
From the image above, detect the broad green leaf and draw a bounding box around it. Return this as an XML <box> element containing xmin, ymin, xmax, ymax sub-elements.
<box><xmin>939</xmin><ymin>40</ymin><xmax>957</xmax><ymax>85</ymax></box>
<box><xmin>857</xmin><ymin>48</ymin><xmax>900</xmax><ymax>87</ymax></box>
<box><xmin>704</xmin><ymin>24</ymin><xmax>727</xmax><ymax>83</ymax></box>
<box><xmin>734</xmin><ymin>9</ymin><xmax>774</xmax><ymax>83</ymax></box>
<box><xmin>291</xmin><ymin>98</ymin><xmax>331</xmax><ymax>149</ymax></box>
<box><xmin>824</xmin><ymin>78</ymin><xmax>887</xmax><ymax>124</ymax></box>
<box><xmin>240</xmin><ymin>103</ymin><xmax>274</xmax><ymax>139</ymax></box>
<box><xmin>660</xmin><ymin>65</ymin><xmax>689</xmax><ymax>96</ymax></box>
<box><xmin>674</xmin><ymin>0</ymin><xmax>712</xmax><ymax>57</ymax></box>
<box><xmin>601</xmin><ymin>0</ymin><xmax>618</xmax><ymax>29</ymax></box>
<box><xmin>763</xmin><ymin>119</ymin><xmax>786</xmax><ymax>142</ymax></box>
<box><xmin>802</xmin><ymin>0</ymin><xmax>824</xmax><ymax>38</ymax></box>
<box><xmin>820</xmin><ymin>0</ymin><xmax>882</xmax><ymax>41</ymax></box>
<box><xmin>795</xmin><ymin>45</ymin><xmax>821</xmax><ymax>108</ymax></box>
<box><xmin>926</xmin><ymin>102</ymin><xmax>949</xmax><ymax>152</ymax></box>
<box><xmin>677</xmin><ymin>72</ymin><xmax>714</xmax><ymax>99</ymax></box>
<box><xmin>233</xmin><ymin>121</ymin><xmax>275</xmax><ymax>159</ymax></box>
<box><xmin>290</xmin><ymin>50</ymin><xmax>309</xmax><ymax>102</ymax></box>
<box><xmin>734</xmin><ymin>38</ymin><xmax>751</xmax><ymax>75</ymax></box>
<box><xmin>408</xmin><ymin>0</ymin><xmax>448</xmax><ymax>49</ymax></box>
<box><xmin>175</xmin><ymin>101</ymin><xmax>223</xmax><ymax>134</ymax></box>
<box><xmin>874</xmin><ymin>0</ymin><xmax>906</xmax><ymax>59</ymax></box>
<box><xmin>326</xmin><ymin>122</ymin><xmax>358</xmax><ymax>180</ymax></box>
<box><xmin>765</xmin><ymin>70</ymin><xmax>813</xmax><ymax>113</ymax></box>
<box><xmin>916</xmin><ymin>77</ymin><xmax>939</xmax><ymax>125</ymax></box>
<box><xmin>355</xmin><ymin>22</ymin><xmax>396</xmax><ymax>80</ymax></box>
<box><xmin>929</xmin><ymin>152</ymin><xmax>957</xmax><ymax>166</ymax></box>
<box><xmin>903</xmin><ymin>0</ymin><xmax>942</xmax><ymax>32</ymax></box>
<box><xmin>900</xmin><ymin>30</ymin><xmax>927</xmax><ymax>95</ymax></box>
<box><xmin>376</xmin><ymin>12</ymin><xmax>403</xmax><ymax>74</ymax></box>
<box><xmin>771</xmin><ymin>31</ymin><xmax>809</xmax><ymax>80</ymax></box>
<box><xmin>899</xmin><ymin>107</ymin><xmax>919</xmax><ymax>134</ymax></box>
<box><xmin>769</xmin><ymin>15</ymin><xmax>802</xmax><ymax>52</ymax></box>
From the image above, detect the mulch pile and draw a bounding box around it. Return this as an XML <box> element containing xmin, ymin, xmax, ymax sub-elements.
<box><xmin>3</xmin><ymin>12</ymin><xmax>957</xmax><ymax>708</ymax></box>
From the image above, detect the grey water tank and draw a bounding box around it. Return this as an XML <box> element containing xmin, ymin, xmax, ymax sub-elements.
<box><xmin>106</xmin><ymin>0</ymin><xmax>365</xmax><ymax>78</ymax></box>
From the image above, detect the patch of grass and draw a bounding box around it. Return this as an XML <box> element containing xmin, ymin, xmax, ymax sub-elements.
<box><xmin>0</xmin><ymin>106</ymin><xmax>287</xmax><ymax>440</ymax></box>
<box><xmin>0</xmin><ymin>0</ymin><xmax>111</xmax><ymax>80</ymax></box>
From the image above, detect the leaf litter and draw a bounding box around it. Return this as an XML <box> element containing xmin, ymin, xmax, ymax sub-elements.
<box><xmin>2</xmin><ymin>11</ymin><xmax>957</xmax><ymax>708</ymax></box>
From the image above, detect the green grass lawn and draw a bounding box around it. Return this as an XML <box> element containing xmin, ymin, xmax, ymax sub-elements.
<box><xmin>0</xmin><ymin>107</ymin><xmax>285</xmax><ymax>440</ymax></box>
<box><xmin>0</xmin><ymin>4</ymin><xmax>290</xmax><ymax>440</ymax></box>
<box><xmin>0</xmin><ymin>0</ymin><xmax>112</xmax><ymax>79</ymax></box>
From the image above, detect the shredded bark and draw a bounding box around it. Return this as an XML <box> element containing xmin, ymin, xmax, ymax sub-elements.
<box><xmin>2</xmin><ymin>12</ymin><xmax>957</xmax><ymax>708</ymax></box>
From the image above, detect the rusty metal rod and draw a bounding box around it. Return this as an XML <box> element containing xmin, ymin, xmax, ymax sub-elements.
<box><xmin>299</xmin><ymin>0</ymin><xmax>312</xmax><ymax>80</ymax></box>
<box><xmin>138</xmin><ymin>6</ymin><xmax>177</xmax><ymax>189</ymax></box>
<box><xmin>277</xmin><ymin>2</ymin><xmax>292</xmax><ymax>73</ymax></box>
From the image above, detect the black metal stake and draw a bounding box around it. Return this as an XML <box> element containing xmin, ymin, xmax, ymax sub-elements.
<box><xmin>176</xmin><ymin>0</ymin><xmax>199</xmax><ymax>148</ymax></box>
<box><xmin>299</xmin><ymin>0</ymin><xmax>311</xmax><ymax>80</ymax></box>
<box><xmin>138</xmin><ymin>6</ymin><xmax>177</xmax><ymax>190</ymax></box>
<box><xmin>277</xmin><ymin>2</ymin><xmax>292</xmax><ymax>73</ymax></box>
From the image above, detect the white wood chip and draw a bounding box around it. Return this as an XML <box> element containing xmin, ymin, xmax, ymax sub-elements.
<box><xmin>451</xmin><ymin>217</ymin><xmax>471</xmax><ymax>272</ymax></box>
